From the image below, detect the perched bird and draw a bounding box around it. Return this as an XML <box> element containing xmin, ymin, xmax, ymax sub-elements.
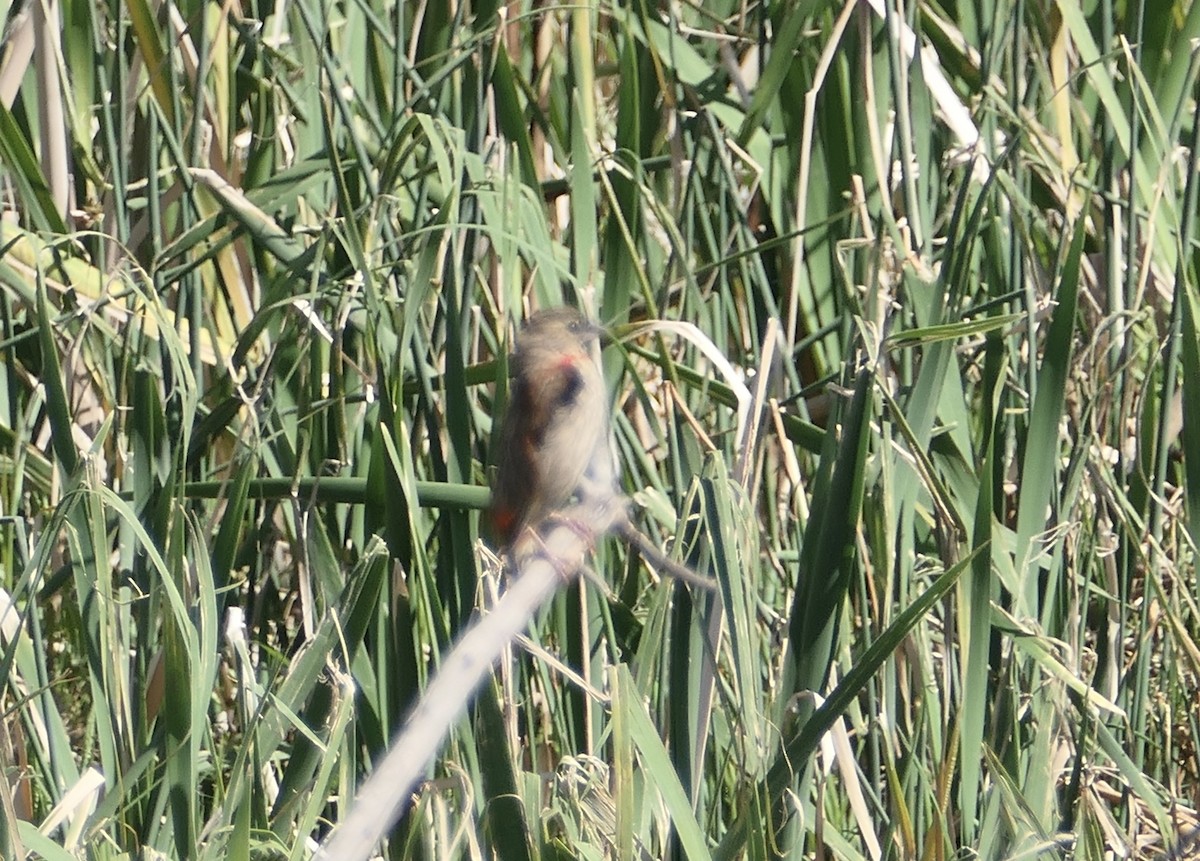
<box><xmin>489</xmin><ymin>308</ymin><xmax>612</xmax><ymax>548</ymax></box>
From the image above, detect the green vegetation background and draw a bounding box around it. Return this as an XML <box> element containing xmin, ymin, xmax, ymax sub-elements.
<box><xmin>0</xmin><ymin>0</ymin><xmax>1196</xmax><ymax>858</ymax></box>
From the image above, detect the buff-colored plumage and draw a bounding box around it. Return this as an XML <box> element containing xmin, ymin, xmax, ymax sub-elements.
<box><xmin>489</xmin><ymin>308</ymin><xmax>610</xmax><ymax>547</ymax></box>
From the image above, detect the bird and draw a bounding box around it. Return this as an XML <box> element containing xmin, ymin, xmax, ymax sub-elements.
<box><xmin>488</xmin><ymin>308</ymin><xmax>613</xmax><ymax>549</ymax></box>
